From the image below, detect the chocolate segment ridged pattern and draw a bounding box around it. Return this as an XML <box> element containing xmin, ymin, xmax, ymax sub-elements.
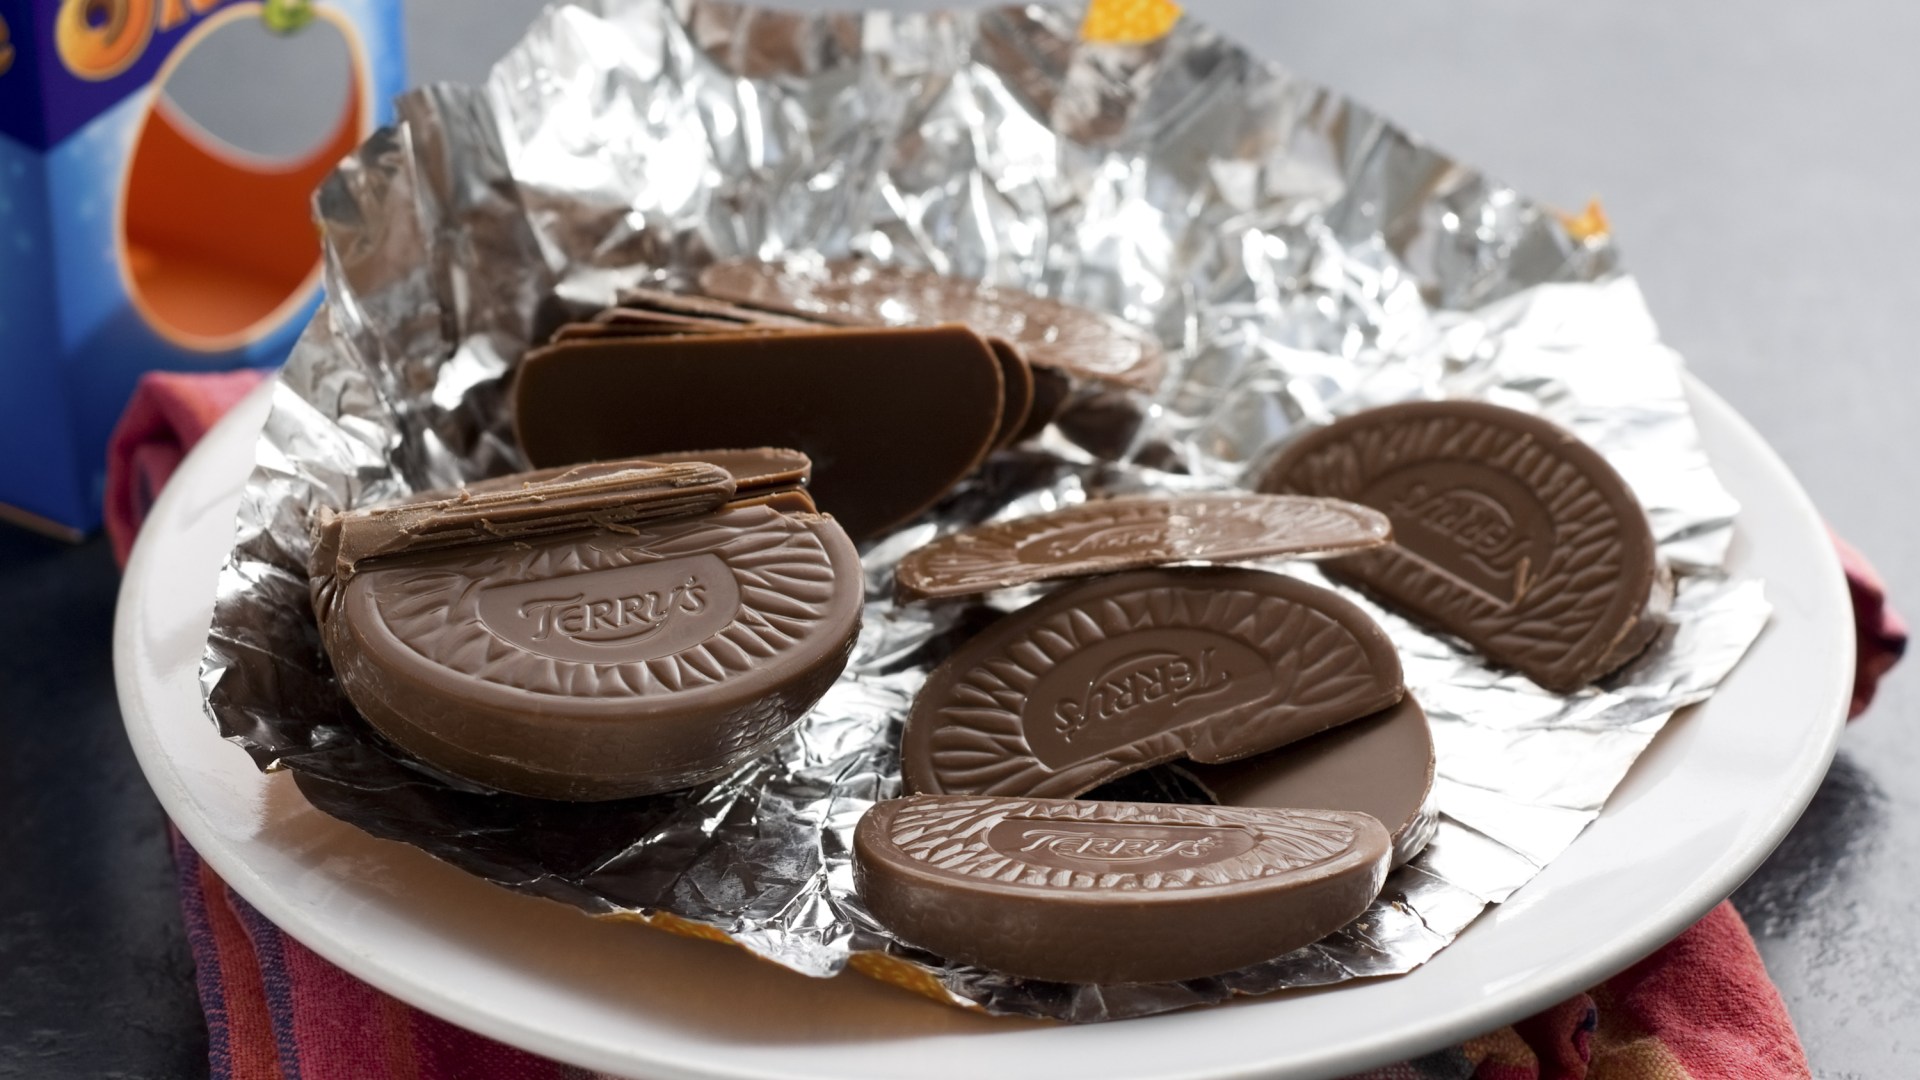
<box><xmin>1179</xmin><ymin>695</ymin><xmax>1437</xmax><ymax>867</ymax></box>
<box><xmin>853</xmin><ymin>795</ymin><xmax>1391</xmax><ymax>985</ymax></box>
<box><xmin>895</xmin><ymin>493</ymin><xmax>1392</xmax><ymax>602</ymax></box>
<box><xmin>698</xmin><ymin>256</ymin><xmax>1166</xmax><ymax>392</ymax></box>
<box><xmin>1260</xmin><ymin>401</ymin><xmax>1666</xmax><ymax>693</ymax></box>
<box><xmin>903</xmin><ymin>566</ymin><xmax>1405</xmax><ymax>798</ymax></box>
<box><xmin>513</xmin><ymin>325</ymin><xmax>1005</xmax><ymax>541</ymax></box>
<box><xmin>310</xmin><ymin>461</ymin><xmax>862</xmax><ymax>801</ymax></box>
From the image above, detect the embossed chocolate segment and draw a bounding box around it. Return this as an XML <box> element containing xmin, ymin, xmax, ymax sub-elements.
<box><xmin>476</xmin><ymin>555</ymin><xmax>739</xmax><ymax>664</ymax></box>
<box><xmin>513</xmin><ymin>325</ymin><xmax>1005</xmax><ymax>541</ymax></box>
<box><xmin>1029</xmin><ymin>632</ymin><xmax>1267</xmax><ymax>768</ymax></box>
<box><xmin>1260</xmin><ymin>401</ymin><xmax>1663</xmax><ymax>692</ymax></box>
<box><xmin>895</xmin><ymin>493</ymin><xmax>1392</xmax><ymax>602</ymax></box>
<box><xmin>853</xmin><ymin>795</ymin><xmax>1391</xmax><ymax>984</ymax></box>
<box><xmin>902</xmin><ymin>566</ymin><xmax>1405</xmax><ymax>799</ymax></box>
<box><xmin>981</xmin><ymin>817</ymin><xmax>1258</xmax><ymax>874</ymax></box>
<box><xmin>313</xmin><ymin>471</ymin><xmax>863</xmax><ymax>801</ymax></box>
<box><xmin>1179</xmin><ymin>695</ymin><xmax>1438</xmax><ymax>867</ymax></box>
<box><xmin>1363</xmin><ymin>462</ymin><xmax>1555</xmax><ymax>606</ymax></box>
<box><xmin>698</xmin><ymin>256</ymin><xmax>1167</xmax><ymax>392</ymax></box>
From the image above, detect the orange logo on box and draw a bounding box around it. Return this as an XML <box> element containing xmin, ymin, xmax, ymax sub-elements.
<box><xmin>57</xmin><ymin>0</ymin><xmax>236</xmax><ymax>81</ymax></box>
<box><xmin>57</xmin><ymin>0</ymin><xmax>155</xmax><ymax>80</ymax></box>
<box><xmin>1</xmin><ymin>14</ymin><xmax>15</xmax><ymax>76</ymax></box>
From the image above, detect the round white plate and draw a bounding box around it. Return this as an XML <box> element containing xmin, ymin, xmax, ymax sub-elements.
<box><xmin>116</xmin><ymin>377</ymin><xmax>1852</xmax><ymax>1080</ymax></box>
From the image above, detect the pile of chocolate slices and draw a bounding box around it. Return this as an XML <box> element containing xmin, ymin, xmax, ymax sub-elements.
<box><xmin>305</xmin><ymin>257</ymin><xmax>1667</xmax><ymax>987</ymax></box>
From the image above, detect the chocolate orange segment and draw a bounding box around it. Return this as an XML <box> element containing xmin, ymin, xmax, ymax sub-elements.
<box><xmin>513</xmin><ymin>325</ymin><xmax>1004</xmax><ymax>541</ymax></box>
<box><xmin>1260</xmin><ymin>401</ymin><xmax>1663</xmax><ymax>693</ymax></box>
<box><xmin>895</xmin><ymin>492</ymin><xmax>1390</xmax><ymax>602</ymax></box>
<box><xmin>316</xmin><ymin>498</ymin><xmax>862</xmax><ymax>802</ymax></box>
<box><xmin>902</xmin><ymin>566</ymin><xmax>1404</xmax><ymax>798</ymax></box>
<box><xmin>853</xmin><ymin>795</ymin><xmax>1389</xmax><ymax>985</ymax></box>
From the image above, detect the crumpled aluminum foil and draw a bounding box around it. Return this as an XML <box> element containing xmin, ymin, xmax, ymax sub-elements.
<box><xmin>198</xmin><ymin>0</ymin><xmax>1770</xmax><ymax>1022</ymax></box>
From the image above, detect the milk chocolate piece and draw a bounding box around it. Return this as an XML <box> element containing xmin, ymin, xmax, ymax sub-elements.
<box><xmin>613</xmin><ymin>284</ymin><xmax>827</xmax><ymax>329</ymax></box>
<box><xmin>311</xmin><ymin>461</ymin><xmax>863</xmax><ymax>801</ymax></box>
<box><xmin>903</xmin><ymin>566</ymin><xmax>1405</xmax><ymax>798</ymax></box>
<box><xmin>1013</xmin><ymin>362</ymin><xmax>1072</xmax><ymax>443</ymax></box>
<box><xmin>895</xmin><ymin>493</ymin><xmax>1392</xmax><ymax>603</ymax></box>
<box><xmin>986</xmin><ymin>338</ymin><xmax>1034</xmax><ymax>449</ymax></box>
<box><xmin>698</xmin><ymin>257</ymin><xmax>1166</xmax><ymax>392</ymax></box>
<box><xmin>551</xmin><ymin>321</ymin><xmax>687</xmax><ymax>342</ymax></box>
<box><xmin>313</xmin><ymin>461</ymin><xmax>738</xmax><ymax>579</ymax></box>
<box><xmin>555</xmin><ymin>309</ymin><xmax>1040</xmax><ymax>448</ymax></box>
<box><xmin>853</xmin><ymin>795</ymin><xmax>1390</xmax><ymax>984</ymax></box>
<box><xmin>1179</xmin><ymin>696</ymin><xmax>1437</xmax><ymax>867</ymax></box>
<box><xmin>550</xmin><ymin>312</ymin><xmax>794</xmax><ymax>343</ymax></box>
<box><xmin>513</xmin><ymin>325</ymin><xmax>1005</xmax><ymax>541</ymax></box>
<box><xmin>1261</xmin><ymin>401</ymin><xmax>1665</xmax><ymax>693</ymax></box>
<box><xmin>595</xmin><ymin>307</ymin><xmax>746</xmax><ymax>333</ymax></box>
<box><xmin>457</xmin><ymin>448</ymin><xmax>816</xmax><ymax>512</ymax></box>
<box><xmin>634</xmin><ymin>447</ymin><xmax>811</xmax><ymax>500</ymax></box>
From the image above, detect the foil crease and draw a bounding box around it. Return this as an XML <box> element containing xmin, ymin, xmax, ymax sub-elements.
<box><xmin>199</xmin><ymin>0</ymin><xmax>1769</xmax><ymax>1021</ymax></box>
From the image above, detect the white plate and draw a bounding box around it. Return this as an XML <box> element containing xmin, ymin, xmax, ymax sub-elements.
<box><xmin>116</xmin><ymin>377</ymin><xmax>1852</xmax><ymax>1080</ymax></box>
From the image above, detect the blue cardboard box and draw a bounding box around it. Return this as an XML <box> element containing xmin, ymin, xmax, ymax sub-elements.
<box><xmin>0</xmin><ymin>0</ymin><xmax>403</xmax><ymax>534</ymax></box>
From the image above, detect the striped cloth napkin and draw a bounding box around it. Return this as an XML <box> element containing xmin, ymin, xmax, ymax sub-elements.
<box><xmin>112</xmin><ymin>368</ymin><xmax>1905</xmax><ymax>1080</ymax></box>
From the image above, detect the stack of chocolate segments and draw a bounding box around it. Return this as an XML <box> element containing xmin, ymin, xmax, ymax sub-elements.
<box><xmin>865</xmin><ymin>493</ymin><xmax>1425</xmax><ymax>983</ymax></box>
<box><xmin>308</xmin><ymin>450</ymin><xmax>860</xmax><ymax>801</ymax></box>
<box><xmin>514</xmin><ymin>257</ymin><xmax>1165</xmax><ymax>541</ymax></box>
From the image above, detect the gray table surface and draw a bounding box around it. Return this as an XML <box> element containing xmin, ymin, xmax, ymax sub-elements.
<box><xmin>15</xmin><ymin>1</ymin><xmax>1912</xmax><ymax>1077</ymax></box>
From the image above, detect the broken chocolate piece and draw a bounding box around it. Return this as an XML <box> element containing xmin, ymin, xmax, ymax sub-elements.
<box><xmin>894</xmin><ymin>493</ymin><xmax>1392</xmax><ymax>602</ymax></box>
<box><xmin>413</xmin><ymin>447</ymin><xmax>817</xmax><ymax>524</ymax></box>
<box><xmin>630</xmin><ymin>447</ymin><xmax>812</xmax><ymax>500</ymax></box>
<box><xmin>310</xmin><ymin>460</ymin><xmax>863</xmax><ymax>801</ymax></box>
<box><xmin>512</xmin><ymin>325</ymin><xmax>1005</xmax><ymax>541</ymax></box>
<box><xmin>1179</xmin><ymin>695</ymin><xmax>1437</xmax><ymax>867</ymax></box>
<box><xmin>698</xmin><ymin>257</ymin><xmax>1166</xmax><ymax>392</ymax></box>
<box><xmin>853</xmin><ymin>795</ymin><xmax>1390</xmax><ymax>984</ymax></box>
<box><xmin>312</xmin><ymin>461</ymin><xmax>737</xmax><ymax>580</ymax></box>
<box><xmin>902</xmin><ymin>566</ymin><xmax>1405</xmax><ymax>798</ymax></box>
<box><xmin>1260</xmin><ymin>401</ymin><xmax>1665</xmax><ymax>693</ymax></box>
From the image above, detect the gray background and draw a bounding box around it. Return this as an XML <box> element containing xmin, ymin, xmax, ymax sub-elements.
<box><xmin>162</xmin><ymin>0</ymin><xmax>1920</xmax><ymax>1075</ymax></box>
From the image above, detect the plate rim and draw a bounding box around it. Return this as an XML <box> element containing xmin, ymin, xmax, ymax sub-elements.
<box><xmin>115</xmin><ymin>373</ymin><xmax>1854</xmax><ymax>1080</ymax></box>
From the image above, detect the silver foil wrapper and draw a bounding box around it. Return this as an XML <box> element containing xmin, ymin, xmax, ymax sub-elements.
<box><xmin>199</xmin><ymin>0</ymin><xmax>1770</xmax><ymax>1021</ymax></box>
